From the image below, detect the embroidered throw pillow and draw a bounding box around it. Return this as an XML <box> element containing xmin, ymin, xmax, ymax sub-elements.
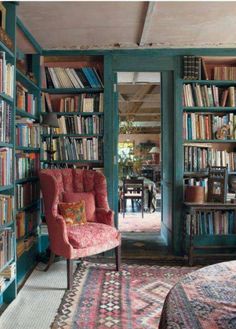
<box><xmin>58</xmin><ymin>201</ymin><xmax>87</xmax><ymax>226</ymax></box>
<box><xmin>63</xmin><ymin>192</ymin><xmax>96</xmax><ymax>222</ymax></box>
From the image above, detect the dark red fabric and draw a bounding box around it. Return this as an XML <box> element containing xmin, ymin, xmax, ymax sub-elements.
<box><xmin>39</xmin><ymin>169</ymin><xmax>119</xmax><ymax>259</ymax></box>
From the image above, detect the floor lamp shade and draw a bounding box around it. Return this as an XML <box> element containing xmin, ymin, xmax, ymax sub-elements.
<box><xmin>41</xmin><ymin>113</ymin><xmax>59</xmax><ymax>128</ymax></box>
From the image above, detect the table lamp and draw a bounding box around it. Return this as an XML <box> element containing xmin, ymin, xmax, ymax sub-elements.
<box><xmin>149</xmin><ymin>146</ymin><xmax>160</xmax><ymax>164</ymax></box>
<box><xmin>41</xmin><ymin>113</ymin><xmax>59</xmax><ymax>165</ymax></box>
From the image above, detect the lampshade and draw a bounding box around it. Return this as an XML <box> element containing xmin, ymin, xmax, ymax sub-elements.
<box><xmin>149</xmin><ymin>146</ymin><xmax>160</xmax><ymax>154</ymax></box>
<box><xmin>41</xmin><ymin>113</ymin><xmax>59</xmax><ymax>128</ymax></box>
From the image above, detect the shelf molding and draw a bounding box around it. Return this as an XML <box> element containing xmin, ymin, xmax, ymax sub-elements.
<box><xmin>41</xmin><ymin>111</ymin><xmax>104</xmax><ymax>116</ymax></box>
<box><xmin>42</xmin><ymin>87</ymin><xmax>103</xmax><ymax>94</ymax></box>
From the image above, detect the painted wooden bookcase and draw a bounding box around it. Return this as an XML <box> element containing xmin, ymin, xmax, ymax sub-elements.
<box><xmin>0</xmin><ymin>1</ymin><xmax>17</xmax><ymax>307</ymax></box>
<box><xmin>14</xmin><ymin>18</ymin><xmax>42</xmax><ymax>286</ymax></box>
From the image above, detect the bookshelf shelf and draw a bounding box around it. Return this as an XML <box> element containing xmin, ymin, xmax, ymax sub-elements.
<box><xmin>16</xmin><ymin>69</ymin><xmax>40</xmax><ymax>91</ymax></box>
<box><xmin>0</xmin><ymin>258</ymin><xmax>15</xmax><ymax>274</ymax></box>
<box><xmin>0</xmin><ymin>276</ymin><xmax>16</xmax><ymax>296</ymax></box>
<box><xmin>0</xmin><ymin>221</ymin><xmax>14</xmax><ymax>230</ymax></box>
<box><xmin>0</xmin><ymin>93</ymin><xmax>14</xmax><ymax>104</ymax></box>
<box><xmin>15</xmin><ymin>146</ymin><xmax>40</xmax><ymax>152</ymax></box>
<box><xmin>42</xmin><ymin>133</ymin><xmax>103</xmax><ymax>138</ymax></box>
<box><xmin>42</xmin><ymin>87</ymin><xmax>103</xmax><ymax>94</ymax></box>
<box><xmin>184</xmin><ymin>171</ymin><xmax>236</xmax><ymax>176</ymax></box>
<box><xmin>17</xmin><ymin>200</ymin><xmax>40</xmax><ymax>212</ymax></box>
<box><xmin>41</xmin><ymin>159</ymin><xmax>103</xmax><ymax>164</ymax></box>
<box><xmin>184</xmin><ymin>107</ymin><xmax>236</xmax><ymax>113</ymax></box>
<box><xmin>15</xmin><ymin>176</ymin><xmax>38</xmax><ymax>184</ymax></box>
<box><xmin>184</xmin><ymin>139</ymin><xmax>236</xmax><ymax>143</ymax></box>
<box><xmin>41</xmin><ymin>112</ymin><xmax>104</xmax><ymax>116</ymax></box>
<box><xmin>0</xmin><ymin>185</ymin><xmax>14</xmax><ymax>192</ymax></box>
<box><xmin>0</xmin><ymin>142</ymin><xmax>13</xmax><ymax>148</ymax></box>
<box><xmin>0</xmin><ymin>40</ymin><xmax>14</xmax><ymax>58</ymax></box>
<box><xmin>182</xmin><ymin>80</ymin><xmax>236</xmax><ymax>85</ymax></box>
<box><xmin>15</xmin><ymin>109</ymin><xmax>38</xmax><ymax>121</ymax></box>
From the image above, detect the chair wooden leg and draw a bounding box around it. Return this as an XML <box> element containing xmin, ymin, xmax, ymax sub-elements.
<box><xmin>67</xmin><ymin>259</ymin><xmax>73</xmax><ymax>290</ymax></box>
<box><xmin>115</xmin><ymin>245</ymin><xmax>121</xmax><ymax>271</ymax></box>
<box><xmin>123</xmin><ymin>198</ymin><xmax>125</xmax><ymax>218</ymax></box>
<box><xmin>44</xmin><ymin>251</ymin><xmax>55</xmax><ymax>272</ymax></box>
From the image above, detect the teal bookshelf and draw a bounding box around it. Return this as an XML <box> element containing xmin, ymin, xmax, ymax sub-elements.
<box><xmin>40</xmin><ymin>54</ymin><xmax>104</xmax><ymax>166</ymax></box>
<box><xmin>183</xmin><ymin>55</ymin><xmax>236</xmax><ymax>264</ymax></box>
<box><xmin>0</xmin><ymin>1</ymin><xmax>17</xmax><ymax>308</ymax></box>
<box><xmin>13</xmin><ymin>13</ymin><xmax>41</xmax><ymax>290</ymax></box>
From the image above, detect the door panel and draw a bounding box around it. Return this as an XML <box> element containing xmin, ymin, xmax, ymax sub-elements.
<box><xmin>161</xmin><ymin>71</ymin><xmax>174</xmax><ymax>245</ymax></box>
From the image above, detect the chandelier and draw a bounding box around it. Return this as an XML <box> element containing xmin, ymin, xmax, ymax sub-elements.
<box><xmin>119</xmin><ymin>117</ymin><xmax>139</xmax><ymax>135</ymax></box>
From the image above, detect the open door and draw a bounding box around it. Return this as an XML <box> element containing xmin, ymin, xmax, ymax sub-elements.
<box><xmin>161</xmin><ymin>71</ymin><xmax>174</xmax><ymax>247</ymax></box>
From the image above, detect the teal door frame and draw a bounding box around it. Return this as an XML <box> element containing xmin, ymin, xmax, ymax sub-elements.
<box><xmin>105</xmin><ymin>53</ymin><xmax>179</xmax><ymax>252</ymax></box>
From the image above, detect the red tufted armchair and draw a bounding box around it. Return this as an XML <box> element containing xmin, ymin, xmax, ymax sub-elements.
<box><xmin>39</xmin><ymin>168</ymin><xmax>121</xmax><ymax>290</ymax></box>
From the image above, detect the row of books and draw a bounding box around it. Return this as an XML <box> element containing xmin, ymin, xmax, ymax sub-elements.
<box><xmin>184</xmin><ymin>177</ymin><xmax>208</xmax><ymax>188</ymax></box>
<box><xmin>183</xmin><ymin>84</ymin><xmax>236</xmax><ymax>107</ymax></box>
<box><xmin>15</xmin><ymin>152</ymin><xmax>40</xmax><ymax>180</ymax></box>
<box><xmin>0</xmin><ymin>195</ymin><xmax>13</xmax><ymax>226</ymax></box>
<box><xmin>0</xmin><ymin>101</ymin><xmax>12</xmax><ymax>144</ymax></box>
<box><xmin>183</xmin><ymin>113</ymin><xmax>236</xmax><ymax>140</ymax></box>
<box><xmin>42</xmin><ymin>136</ymin><xmax>102</xmax><ymax>161</ymax></box>
<box><xmin>214</xmin><ymin>66</ymin><xmax>236</xmax><ymax>81</ymax></box>
<box><xmin>184</xmin><ymin>146</ymin><xmax>236</xmax><ymax>172</ymax></box>
<box><xmin>0</xmin><ymin>51</ymin><xmax>14</xmax><ymax>98</ymax></box>
<box><xmin>15</xmin><ymin>122</ymin><xmax>40</xmax><ymax>148</ymax></box>
<box><xmin>0</xmin><ymin>148</ymin><xmax>12</xmax><ymax>186</ymax></box>
<box><xmin>16</xmin><ymin>181</ymin><xmax>40</xmax><ymax>209</ymax></box>
<box><xmin>0</xmin><ymin>229</ymin><xmax>14</xmax><ymax>269</ymax></box>
<box><xmin>16</xmin><ymin>82</ymin><xmax>37</xmax><ymax>116</ymax></box>
<box><xmin>16</xmin><ymin>210</ymin><xmax>39</xmax><ymax>240</ymax></box>
<box><xmin>42</xmin><ymin>93</ymin><xmax>103</xmax><ymax>113</ymax></box>
<box><xmin>186</xmin><ymin>210</ymin><xmax>236</xmax><ymax>235</ymax></box>
<box><xmin>183</xmin><ymin>56</ymin><xmax>202</xmax><ymax>80</ymax></box>
<box><xmin>46</xmin><ymin>115</ymin><xmax>103</xmax><ymax>135</ymax></box>
<box><xmin>45</xmin><ymin>66</ymin><xmax>103</xmax><ymax>89</ymax></box>
<box><xmin>17</xmin><ymin>236</ymin><xmax>36</xmax><ymax>258</ymax></box>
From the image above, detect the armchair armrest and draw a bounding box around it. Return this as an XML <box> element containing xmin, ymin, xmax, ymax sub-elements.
<box><xmin>96</xmin><ymin>208</ymin><xmax>114</xmax><ymax>226</ymax></box>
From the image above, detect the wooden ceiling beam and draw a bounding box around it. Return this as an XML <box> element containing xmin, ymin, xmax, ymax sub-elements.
<box><xmin>119</xmin><ymin>112</ymin><xmax>161</xmax><ymax>117</ymax></box>
<box><xmin>138</xmin><ymin>2</ymin><xmax>157</xmax><ymax>47</ymax></box>
<box><xmin>130</xmin><ymin>85</ymin><xmax>156</xmax><ymax>114</ymax></box>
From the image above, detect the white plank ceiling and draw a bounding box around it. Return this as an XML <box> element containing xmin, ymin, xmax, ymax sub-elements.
<box><xmin>17</xmin><ymin>1</ymin><xmax>236</xmax><ymax>50</ymax></box>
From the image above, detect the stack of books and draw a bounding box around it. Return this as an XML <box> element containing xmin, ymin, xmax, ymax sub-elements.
<box><xmin>183</xmin><ymin>56</ymin><xmax>202</xmax><ymax>80</ymax></box>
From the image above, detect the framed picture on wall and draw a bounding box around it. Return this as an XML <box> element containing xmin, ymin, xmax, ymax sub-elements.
<box><xmin>207</xmin><ymin>166</ymin><xmax>228</xmax><ymax>203</ymax></box>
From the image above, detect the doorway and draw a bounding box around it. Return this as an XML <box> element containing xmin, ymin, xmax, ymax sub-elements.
<box><xmin>117</xmin><ymin>72</ymin><xmax>168</xmax><ymax>259</ymax></box>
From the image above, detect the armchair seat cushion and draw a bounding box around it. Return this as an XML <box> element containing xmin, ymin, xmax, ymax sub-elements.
<box><xmin>67</xmin><ymin>222</ymin><xmax>120</xmax><ymax>250</ymax></box>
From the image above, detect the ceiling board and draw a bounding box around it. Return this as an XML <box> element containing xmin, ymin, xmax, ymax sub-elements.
<box><xmin>17</xmin><ymin>2</ymin><xmax>236</xmax><ymax>49</ymax></box>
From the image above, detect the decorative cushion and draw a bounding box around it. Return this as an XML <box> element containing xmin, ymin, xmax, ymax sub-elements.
<box><xmin>63</xmin><ymin>192</ymin><xmax>96</xmax><ymax>222</ymax></box>
<box><xmin>58</xmin><ymin>201</ymin><xmax>87</xmax><ymax>226</ymax></box>
<box><xmin>67</xmin><ymin>222</ymin><xmax>120</xmax><ymax>249</ymax></box>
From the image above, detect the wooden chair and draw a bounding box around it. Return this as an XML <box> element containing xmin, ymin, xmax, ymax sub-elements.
<box><xmin>122</xmin><ymin>178</ymin><xmax>144</xmax><ymax>218</ymax></box>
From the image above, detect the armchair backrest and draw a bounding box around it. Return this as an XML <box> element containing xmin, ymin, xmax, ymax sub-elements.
<box><xmin>39</xmin><ymin>169</ymin><xmax>110</xmax><ymax>220</ymax></box>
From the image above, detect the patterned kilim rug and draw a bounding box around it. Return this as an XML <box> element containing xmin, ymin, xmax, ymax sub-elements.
<box><xmin>51</xmin><ymin>262</ymin><xmax>199</xmax><ymax>329</ymax></box>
